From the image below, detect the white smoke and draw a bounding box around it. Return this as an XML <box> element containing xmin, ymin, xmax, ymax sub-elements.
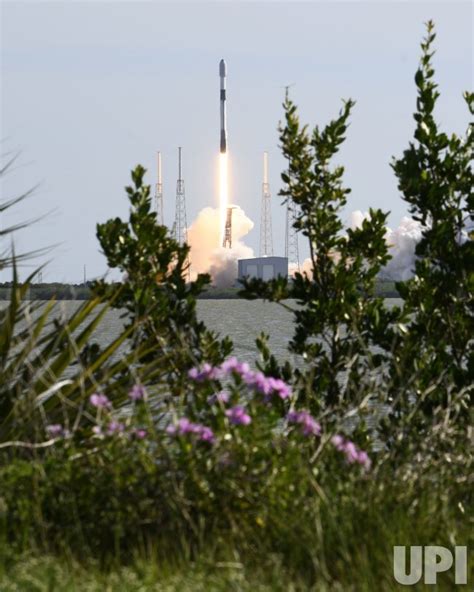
<box><xmin>186</xmin><ymin>206</ymin><xmax>426</xmax><ymax>285</ymax></box>
<box><xmin>187</xmin><ymin>206</ymin><xmax>254</xmax><ymax>287</ymax></box>
<box><xmin>289</xmin><ymin>259</ymin><xmax>313</xmax><ymax>278</ymax></box>
<box><xmin>348</xmin><ymin>210</ymin><xmax>370</xmax><ymax>230</ymax></box>
<box><xmin>383</xmin><ymin>216</ymin><xmax>423</xmax><ymax>280</ymax></box>
<box><xmin>349</xmin><ymin>210</ymin><xmax>423</xmax><ymax>280</ymax></box>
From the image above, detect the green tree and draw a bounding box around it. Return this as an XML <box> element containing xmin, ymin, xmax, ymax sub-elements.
<box><xmin>242</xmin><ymin>95</ymin><xmax>398</xmax><ymax>415</ymax></box>
<box><xmin>389</xmin><ymin>20</ymin><xmax>473</xmax><ymax>419</ymax></box>
<box><xmin>94</xmin><ymin>165</ymin><xmax>232</xmax><ymax>394</ymax></box>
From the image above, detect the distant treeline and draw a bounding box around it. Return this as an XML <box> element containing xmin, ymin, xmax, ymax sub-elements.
<box><xmin>0</xmin><ymin>280</ymin><xmax>400</xmax><ymax>300</ymax></box>
<box><xmin>0</xmin><ymin>282</ymin><xmax>93</xmax><ymax>300</ymax></box>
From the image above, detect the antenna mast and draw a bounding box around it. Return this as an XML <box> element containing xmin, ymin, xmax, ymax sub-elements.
<box><xmin>155</xmin><ymin>151</ymin><xmax>164</xmax><ymax>225</ymax></box>
<box><xmin>259</xmin><ymin>151</ymin><xmax>273</xmax><ymax>257</ymax></box>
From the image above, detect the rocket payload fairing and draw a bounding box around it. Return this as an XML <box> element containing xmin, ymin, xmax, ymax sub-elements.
<box><xmin>219</xmin><ymin>59</ymin><xmax>227</xmax><ymax>154</ymax></box>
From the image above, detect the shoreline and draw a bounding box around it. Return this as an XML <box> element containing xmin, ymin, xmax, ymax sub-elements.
<box><xmin>0</xmin><ymin>281</ymin><xmax>400</xmax><ymax>301</ymax></box>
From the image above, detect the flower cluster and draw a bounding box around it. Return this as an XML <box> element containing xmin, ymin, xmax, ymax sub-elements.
<box><xmin>189</xmin><ymin>357</ymin><xmax>292</xmax><ymax>401</ymax></box>
<box><xmin>287</xmin><ymin>410</ymin><xmax>321</xmax><ymax>436</ymax></box>
<box><xmin>225</xmin><ymin>405</ymin><xmax>251</xmax><ymax>426</ymax></box>
<box><xmin>331</xmin><ymin>435</ymin><xmax>372</xmax><ymax>470</ymax></box>
<box><xmin>90</xmin><ymin>393</ymin><xmax>112</xmax><ymax>410</ymax></box>
<box><xmin>46</xmin><ymin>424</ymin><xmax>69</xmax><ymax>438</ymax></box>
<box><xmin>128</xmin><ymin>384</ymin><xmax>146</xmax><ymax>401</ymax></box>
<box><xmin>188</xmin><ymin>363</ymin><xmax>221</xmax><ymax>382</ymax></box>
<box><xmin>89</xmin><ymin>389</ymin><xmax>146</xmax><ymax>441</ymax></box>
<box><xmin>207</xmin><ymin>390</ymin><xmax>230</xmax><ymax>405</ymax></box>
<box><xmin>286</xmin><ymin>409</ymin><xmax>371</xmax><ymax>470</ymax></box>
<box><xmin>166</xmin><ymin>418</ymin><xmax>215</xmax><ymax>443</ymax></box>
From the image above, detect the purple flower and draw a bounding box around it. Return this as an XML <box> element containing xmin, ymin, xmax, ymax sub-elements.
<box><xmin>357</xmin><ymin>450</ymin><xmax>372</xmax><ymax>470</ymax></box>
<box><xmin>166</xmin><ymin>418</ymin><xmax>194</xmax><ymax>435</ymax></box>
<box><xmin>188</xmin><ymin>363</ymin><xmax>221</xmax><ymax>382</ymax></box>
<box><xmin>220</xmin><ymin>357</ymin><xmax>240</xmax><ymax>373</ymax></box>
<box><xmin>267</xmin><ymin>377</ymin><xmax>292</xmax><ymax>400</ymax></box>
<box><xmin>287</xmin><ymin>410</ymin><xmax>321</xmax><ymax>436</ymax></box>
<box><xmin>166</xmin><ymin>418</ymin><xmax>215</xmax><ymax>443</ymax></box>
<box><xmin>207</xmin><ymin>390</ymin><xmax>230</xmax><ymax>405</ymax></box>
<box><xmin>344</xmin><ymin>441</ymin><xmax>359</xmax><ymax>463</ymax></box>
<box><xmin>235</xmin><ymin>361</ymin><xmax>251</xmax><ymax>376</ymax></box>
<box><xmin>195</xmin><ymin>426</ymin><xmax>215</xmax><ymax>443</ymax></box>
<box><xmin>253</xmin><ymin>373</ymin><xmax>273</xmax><ymax>395</ymax></box>
<box><xmin>344</xmin><ymin>442</ymin><xmax>359</xmax><ymax>464</ymax></box>
<box><xmin>331</xmin><ymin>434</ymin><xmax>344</xmax><ymax>450</ymax></box>
<box><xmin>132</xmin><ymin>428</ymin><xmax>147</xmax><ymax>440</ymax></box>
<box><xmin>240</xmin><ymin>369</ymin><xmax>257</xmax><ymax>385</ymax></box>
<box><xmin>106</xmin><ymin>421</ymin><xmax>125</xmax><ymax>435</ymax></box>
<box><xmin>242</xmin><ymin>369</ymin><xmax>292</xmax><ymax>401</ymax></box>
<box><xmin>46</xmin><ymin>424</ymin><xmax>64</xmax><ymax>438</ymax></box>
<box><xmin>225</xmin><ymin>405</ymin><xmax>252</xmax><ymax>426</ymax></box>
<box><xmin>90</xmin><ymin>393</ymin><xmax>112</xmax><ymax>410</ymax></box>
<box><xmin>330</xmin><ymin>434</ymin><xmax>372</xmax><ymax>470</ymax></box>
<box><xmin>129</xmin><ymin>384</ymin><xmax>146</xmax><ymax>401</ymax></box>
<box><xmin>92</xmin><ymin>425</ymin><xmax>103</xmax><ymax>436</ymax></box>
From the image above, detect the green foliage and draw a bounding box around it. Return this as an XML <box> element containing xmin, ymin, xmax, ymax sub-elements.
<box><xmin>1</xmin><ymin>444</ymin><xmax>470</xmax><ymax>590</ymax></box>
<box><xmin>93</xmin><ymin>165</ymin><xmax>232</xmax><ymax>390</ymax></box>
<box><xmin>0</xmin><ymin>161</ymin><xmax>164</xmax><ymax>445</ymax></box>
<box><xmin>241</xmin><ymin>94</ymin><xmax>398</xmax><ymax>414</ymax></box>
<box><xmin>388</xmin><ymin>21</ymin><xmax>473</xmax><ymax>419</ymax></box>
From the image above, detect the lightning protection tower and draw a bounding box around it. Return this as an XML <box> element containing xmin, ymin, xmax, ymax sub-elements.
<box><xmin>155</xmin><ymin>151</ymin><xmax>164</xmax><ymax>226</ymax></box>
<box><xmin>259</xmin><ymin>151</ymin><xmax>273</xmax><ymax>257</ymax></box>
<box><xmin>173</xmin><ymin>147</ymin><xmax>188</xmax><ymax>246</ymax></box>
<box><xmin>223</xmin><ymin>206</ymin><xmax>235</xmax><ymax>248</ymax></box>
<box><xmin>285</xmin><ymin>160</ymin><xmax>300</xmax><ymax>270</ymax></box>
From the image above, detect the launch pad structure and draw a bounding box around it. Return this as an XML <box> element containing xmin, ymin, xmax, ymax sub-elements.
<box><xmin>285</xmin><ymin>198</ymin><xmax>299</xmax><ymax>269</ymax></box>
<box><xmin>173</xmin><ymin>147</ymin><xmax>188</xmax><ymax>246</ymax></box>
<box><xmin>259</xmin><ymin>151</ymin><xmax>273</xmax><ymax>257</ymax></box>
<box><xmin>222</xmin><ymin>206</ymin><xmax>236</xmax><ymax>249</ymax></box>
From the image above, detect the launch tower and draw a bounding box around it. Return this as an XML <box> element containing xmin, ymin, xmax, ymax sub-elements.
<box><xmin>259</xmin><ymin>151</ymin><xmax>273</xmax><ymax>257</ymax></box>
<box><xmin>285</xmin><ymin>172</ymin><xmax>299</xmax><ymax>270</ymax></box>
<box><xmin>223</xmin><ymin>206</ymin><xmax>235</xmax><ymax>249</ymax></box>
<box><xmin>173</xmin><ymin>147</ymin><xmax>188</xmax><ymax>246</ymax></box>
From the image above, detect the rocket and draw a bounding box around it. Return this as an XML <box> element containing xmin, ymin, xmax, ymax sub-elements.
<box><xmin>219</xmin><ymin>59</ymin><xmax>227</xmax><ymax>154</ymax></box>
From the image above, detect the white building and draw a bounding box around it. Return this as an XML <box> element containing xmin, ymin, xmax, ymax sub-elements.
<box><xmin>237</xmin><ymin>257</ymin><xmax>288</xmax><ymax>281</ymax></box>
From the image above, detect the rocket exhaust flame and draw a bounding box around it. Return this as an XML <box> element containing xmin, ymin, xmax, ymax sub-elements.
<box><xmin>219</xmin><ymin>153</ymin><xmax>228</xmax><ymax>245</ymax></box>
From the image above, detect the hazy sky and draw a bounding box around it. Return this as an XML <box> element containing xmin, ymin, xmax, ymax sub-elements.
<box><xmin>1</xmin><ymin>0</ymin><xmax>472</xmax><ymax>282</ymax></box>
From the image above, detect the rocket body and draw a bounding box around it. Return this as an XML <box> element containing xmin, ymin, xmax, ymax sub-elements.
<box><xmin>219</xmin><ymin>59</ymin><xmax>227</xmax><ymax>154</ymax></box>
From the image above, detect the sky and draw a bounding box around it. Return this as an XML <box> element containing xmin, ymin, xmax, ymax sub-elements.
<box><xmin>1</xmin><ymin>0</ymin><xmax>472</xmax><ymax>282</ymax></box>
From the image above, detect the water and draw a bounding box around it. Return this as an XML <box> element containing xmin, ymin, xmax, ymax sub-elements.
<box><xmin>5</xmin><ymin>298</ymin><xmax>402</xmax><ymax>366</ymax></box>
<box><xmin>197</xmin><ymin>300</ymin><xmax>298</xmax><ymax>364</ymax></box>
<box><xmin>202</xmin><ymin>298</ymin><xmax>403</xmax><ymax>362</ymax></box>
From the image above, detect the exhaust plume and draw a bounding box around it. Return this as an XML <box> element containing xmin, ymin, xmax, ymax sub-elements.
<box><xmin>187</xmin><ymin>206</ymin><xmax>254</xmax><ymax>287</ymax></box>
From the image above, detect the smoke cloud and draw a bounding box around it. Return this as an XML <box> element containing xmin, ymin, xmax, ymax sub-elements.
<box><xmin>186</xmin><ymin>207</ymin><xmax>426</xmax><ymax>285</ymax></box>
<box><xmin>187</xmin><ymin>206</ymin><xmax>254</xmax><ymax>287</ymax></box>
<box><xmin>290</xmin><ymin>212</ymin><xmax>423</xmax><ymax>281</ymax></box>
<box><xmin>349</xmin><ymin>210</ymin><xmax>423</xmax><ymax>280</ymax></box>
<box><xmin>382</xmin><ymin>216</ymin><xmax>423</xmax><ymax>280</ymax></box>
